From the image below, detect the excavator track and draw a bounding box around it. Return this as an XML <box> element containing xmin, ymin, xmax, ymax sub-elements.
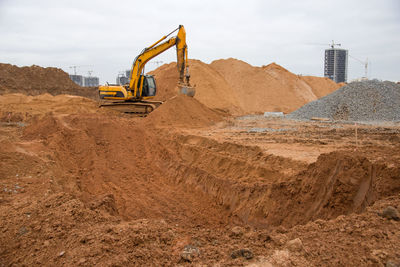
<box><xmin>98</xmin><ymin>100</ymin><xmax>162</xmax><ymax>115</ymax></box>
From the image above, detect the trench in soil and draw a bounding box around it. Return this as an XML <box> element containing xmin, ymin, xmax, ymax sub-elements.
<box><xmin>20</xmin><ymin>114</ymin><xmax>400</xmax><ymax>229</ymax></box>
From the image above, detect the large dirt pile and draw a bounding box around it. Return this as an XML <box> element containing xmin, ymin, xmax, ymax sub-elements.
<box><xmin>212</xmin><ymin>59</ymin><xmax>325</xmax><ymax>114</ymax></box>
<box><xmin>150</xmin><ymin>58</ymin><xmax>342</xmax><ymax>115</ymax></box>
<box><xmin>300</xmin><ymin>75</ymin><xmax>345</xmax><ymax>98</ymax></box>
<box><xmin>0</xmin><ymin>63</ymin><xmax>97</xmax><ymax>99</ymax></box>
<box><xmin>0</xmin><ymin>93</ymin><xmax>107</xmax><ymax>122</ymax></box>
<box><xmin>151</xmin><ymin>60</ymin><xmax>243</xmax><ymax>114</ymax></box>
<box><xmin>146</xmin><ymin>94</ymin><xmax>224</xmax><ymax>127</ymax></box>
<box><xmin>288</xmin><ymin>80</ymin><xmax>400</xmax><ymax>122</ymax></box>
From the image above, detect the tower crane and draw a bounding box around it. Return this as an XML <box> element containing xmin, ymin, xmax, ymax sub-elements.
<box><xmin>308</xmin><ymin>41</ymin><xmax>342</xmax><ymax>49</ymax></box>
<box><xmin>69</xmin><ymin>65</ymin><xmax>92</xmax><ymax>75</ymax></box>
<box><xmin>349</xmin><ymin>55</ymin><xmax>368</xmax><ymax>79</ymax></box>
<box><xmin>328</xmin><ymin>40</ymin><xmax>341</xmax><ymax>49</ymax></box>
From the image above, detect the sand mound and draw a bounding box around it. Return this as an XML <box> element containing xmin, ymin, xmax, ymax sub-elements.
<box><xmin>151</xmin><ymin>60</ymin><xmax>242</xmax><ymax>114</ymax></box>
<box><xmin>212</xmin><ymin>59</ymin><xmax>316</xmax><ymax>113</ymax></box>
<box><xmin>146</xmin><ymin>94</ymin><xmax>223</xmax><ymax>127</ymax></box>
<box><xmin>150</xmin><ymin>63</ymin><xmax>179</xmax><ymax>101</ymax></box>
<box><xmin>0</xmin><ymin>60</ymin><xmax>341</xmax><ymax>116</ymax></box>
<box><xmin>0</xmin><ymin>93</ymin><xmax>104</xmax><ymax>122</ymax></box>
<box><xmin>0</xmin><ymin>63</ymin><xmax>97</xmax><ymax>99</ymax></box>
<box><xmin>150</xmin><ymin>58</ymin><xmax>342</xmax><ymax>115</ymax></box>
<box><xmin>300</xmin><ymin>75</ymin><xmax>344</xmax><ymax>98</ymax></box>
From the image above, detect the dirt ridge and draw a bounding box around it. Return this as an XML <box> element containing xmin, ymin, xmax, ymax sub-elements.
<box><xmin>0</xmin><ymin>63</ymin><xmax>97</xmax><ymax>99</ymax></box>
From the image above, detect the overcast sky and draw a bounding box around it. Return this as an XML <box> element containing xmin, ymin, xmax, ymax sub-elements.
<box><xmin>0</xmin><ymin>0</ymin><xmax>399</xmax><ymax>84</ymax></box>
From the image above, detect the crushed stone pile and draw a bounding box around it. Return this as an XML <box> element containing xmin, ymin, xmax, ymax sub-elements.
<box><xmin>150</xmin><ymin>58</ymin><xmax>342</xmax><ymax>115</ymax></box>
<box><xmin>0</xmin><ymin>63</ymin><xmax>97</xmax><ymax>99</ymax></box>
<box><xmin>287</xmin><ymin>80</ymin><xmax>400</xmax><ymax>122</ymax></box>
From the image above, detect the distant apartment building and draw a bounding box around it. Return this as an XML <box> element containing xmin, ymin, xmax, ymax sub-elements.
<box><xmin>70</xmin><ymin>74</ymin><xmax>99</xmax><ymax>87</ymax></box>
<box><xmin>116</xmin><ymin>75</ymin><xmax>129</xmax><ymax>85</ymax></box>
<box><xmin>116</xmin><ymin>70</ymin><xmax>131</xmax><ymax>85</ymax></box>
<box><xmin>69</xmin><ymin>75</ymin><xmax>83</xmax><ymax>86</ymax></box>
<box><xmin>84</xmin><ymin>76</ymin><xmax>99</xmax><ymax>87</ymax></box>
<box><xmin>324</xmin><ymin>48</ymin><xmax>348</xmax><ymax>83</ymax></box>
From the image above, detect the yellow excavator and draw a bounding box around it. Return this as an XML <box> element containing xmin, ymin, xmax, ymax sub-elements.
<box><xmin>98</xmin><ymin>25</ymin><xmax>195</xmax><ymax>114</ymax></box>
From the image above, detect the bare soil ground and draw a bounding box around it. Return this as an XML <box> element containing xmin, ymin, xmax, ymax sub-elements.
<box><xmin>1</xmin><ymin>94</ymin><xmax>399</xmax><ymax>266</ymax></box>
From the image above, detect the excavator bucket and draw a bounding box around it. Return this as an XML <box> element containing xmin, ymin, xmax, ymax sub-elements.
<box><xmin>178</xmin><ymin>85</ymin><xmax>196</xmax><ymax>97</ymax></box>
<box><xmin>177</xmin><ymin>81</ymin><xmax>196</xmax><ymax>97</ymax></box>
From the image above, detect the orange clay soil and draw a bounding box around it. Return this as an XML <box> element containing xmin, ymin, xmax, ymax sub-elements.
<box><xmin>145</xmin><ymin>94</ymin><xmax>225</xmax><ymax>128</ymax></box>
<box><xmin>0</xmin><ymin>57</ymin><xmax>399</xmax><ymax>266</ymax></box>
<box><xmin>0</xmin><ymin>93</ymin><xmax>399</xmax><ymax>266</ymax></box>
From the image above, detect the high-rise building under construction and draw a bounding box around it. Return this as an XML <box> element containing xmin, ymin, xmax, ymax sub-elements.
<box><xmin>324</xmin><ymin>48</ymin><xmax>348</xmax><ymax>83</ymax></box>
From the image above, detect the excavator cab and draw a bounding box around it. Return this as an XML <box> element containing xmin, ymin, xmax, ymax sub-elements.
<box><xmin>141</xmin><ymin>75</ymin><xmax>156</xmax><ymax>97</ymax></box>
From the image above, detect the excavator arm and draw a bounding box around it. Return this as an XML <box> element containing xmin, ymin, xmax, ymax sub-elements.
<box><xmin>129</xmin><ymin>25</ymin><xmax>192</xmax><ymax>98</ymax></box>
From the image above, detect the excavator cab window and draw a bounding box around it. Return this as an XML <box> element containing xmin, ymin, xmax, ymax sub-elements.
<box><xmin>142</xmin><ymin>75</ymin><xmax>157</xmax><ymax>97</ymax></box>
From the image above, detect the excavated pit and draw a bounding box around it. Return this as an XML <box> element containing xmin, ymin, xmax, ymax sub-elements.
<box><xmin>16</xmin><ymin>114</ymin><xmax>400</xmax><ymax>230</ymax></box>
<box><xmin>1</xmin><ymin>99</ymin><xmax>400</xmax><ymax>266</ymax></box>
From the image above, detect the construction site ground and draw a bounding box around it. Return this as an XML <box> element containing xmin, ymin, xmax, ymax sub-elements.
<box><xmin>1</xmin><ymin>94</ymin><xmax>399</xmax><ymax>266</ymax></box>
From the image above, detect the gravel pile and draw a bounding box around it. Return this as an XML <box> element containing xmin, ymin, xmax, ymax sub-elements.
<box><xmin>287</xmin><ymin>80</ymin><xmax>400</xmax><ymax>122</ymax></box>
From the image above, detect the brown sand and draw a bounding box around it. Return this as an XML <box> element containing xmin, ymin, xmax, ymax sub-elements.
<box><xmin>0</xmin><ymin>93</ymin><xmax>107</xmax><ymax>122</ymax></box>
<box><xmin>151</xmin><ymin>60</ymin><xmax>243</xmax><ymax>114</ymax></box>
<box><xmin>151</xmin><ymin>58</ymin><xmax>342</xmax><ymax>115</ymax></box>
<box><xmin>0</xmin><ymin>63</ymin><xmax>97</xmax><ymax>99</ymax></box>
<box><xmin>146</xmin><ymin>94</ymin><xmax>224</xmax><ymax>128</ymax></box>
<box><xmin>299</xmin><ymin>75</ymin><xmax>344</xmax><ymax>98</ymax></box>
